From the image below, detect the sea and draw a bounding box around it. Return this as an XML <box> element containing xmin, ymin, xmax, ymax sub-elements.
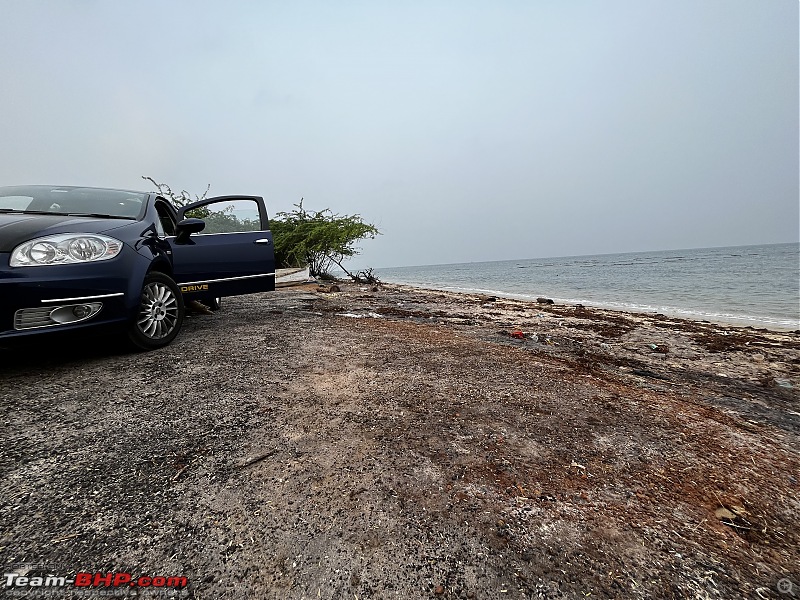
<box><xmin>376</xmin><ymin>243</ymin><xmax>800</xmax><ymax>331</ymax></box>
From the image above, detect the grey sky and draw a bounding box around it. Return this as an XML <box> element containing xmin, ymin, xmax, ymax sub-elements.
<box><xmin>1</xmin><ymin>1</ymin><xmax>796</xmax><ymax>268</ymax></box>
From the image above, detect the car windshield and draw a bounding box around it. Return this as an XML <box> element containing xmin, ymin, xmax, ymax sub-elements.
<box><xmin>0</xmin><ymin>185</ymin><xmax>147</xmax><ymax>219</ymax></box>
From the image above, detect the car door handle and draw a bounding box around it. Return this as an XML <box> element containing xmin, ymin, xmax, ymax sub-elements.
<box><xmin>254</xmin><ymin>238</ymin><xmax>271</xmax><ymax>245</ymax></box>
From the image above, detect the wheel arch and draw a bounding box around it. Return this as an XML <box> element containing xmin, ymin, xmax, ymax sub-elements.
<box><xmin>124</xmin><ymin>254</ymin><xmax>175</xmax><ymax>323</ymax></box>
<box><xmin>147</xmin><ymin>257</ymin><xmax>173</xmax><ymax>278</ymax></box>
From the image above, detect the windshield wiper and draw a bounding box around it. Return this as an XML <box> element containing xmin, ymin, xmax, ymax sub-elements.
<box><xmin>0</xmin><ymin>209</ymin><xmax>71</xmax><ymax>215</ymax></box>
<box><xmin>67</xmin><ymin>213</ymin><xmax>135</xmax><ymax>220</ymax></box>
<box><xmin>0</xmin><ymin>209</ymin><xmax>135</xmax><ymax>219</ymax></box>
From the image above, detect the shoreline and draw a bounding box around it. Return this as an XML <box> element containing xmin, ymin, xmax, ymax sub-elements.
<box><xmin>380</xmin><ymin>279</ymin><xmax>800</xmax><ymax>332</ymax></box>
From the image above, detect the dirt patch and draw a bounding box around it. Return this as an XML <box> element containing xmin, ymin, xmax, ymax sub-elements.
<box><xmin>0</xmin><ymin>283</ymin><xmax>798</xmax><ymax>599</ymax></box>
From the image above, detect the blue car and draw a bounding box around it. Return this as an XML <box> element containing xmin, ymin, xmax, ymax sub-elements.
<box><xmin>0</xmin><ymin>185</ymin><xmax>275</xmax><ymax>350</ymax></box>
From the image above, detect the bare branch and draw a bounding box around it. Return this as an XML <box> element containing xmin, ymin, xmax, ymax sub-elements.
<box><xmin>141</xmin><ymin>176</ymin><xmax>210</xmax><ymax>207</ymax></box>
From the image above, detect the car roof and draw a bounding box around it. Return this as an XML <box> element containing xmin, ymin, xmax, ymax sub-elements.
<box><xmin>0</xmin><ymin>184</ymin><xmax>149</xmax><ymax>195</ymax></box>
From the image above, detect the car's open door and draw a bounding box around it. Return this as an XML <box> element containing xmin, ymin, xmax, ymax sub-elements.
<box><xmin>168</xmin><ymin>195</ymin><xmax>275</xmax><ymax>298</ymax></box>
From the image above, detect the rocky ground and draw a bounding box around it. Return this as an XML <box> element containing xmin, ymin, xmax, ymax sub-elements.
<box><xmin>0</xmin><ymin>282</ymin><xmax>798</xmax><ymax>599</ymax></box>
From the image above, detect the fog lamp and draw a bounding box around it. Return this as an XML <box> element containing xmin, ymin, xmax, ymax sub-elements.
<box><xmin>72</xmin><ymin>305</ymin><xmax>92</xmax><ymax>318</ymax></box>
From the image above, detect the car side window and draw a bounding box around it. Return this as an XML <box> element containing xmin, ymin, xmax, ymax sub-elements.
<box><xmin>184</xmin><ymin>199</ymin><xmax>262</xmax><ymax>234</ymax></box>
<box><xmin>155</xmin><ymin>202</ymin><xmax>176</xmax><ymax>236</ymax></box>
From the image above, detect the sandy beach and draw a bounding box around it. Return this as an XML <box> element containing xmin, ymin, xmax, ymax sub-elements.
<box><xmin>1</xmin><ymin>282</ymin><xmax>798</xmax><ymax>599</ymax></box>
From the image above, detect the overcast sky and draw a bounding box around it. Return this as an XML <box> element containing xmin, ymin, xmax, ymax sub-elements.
<box><xmin>0</xmin><ymin>1</ymin><xmax>796</xmax><ymax>268</ymax></box>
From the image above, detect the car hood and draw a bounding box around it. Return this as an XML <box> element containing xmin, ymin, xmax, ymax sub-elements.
<box><xmin>0</xmin><ymin>213</ymin><xmax>135</xmax><ymax>252</ymax></box>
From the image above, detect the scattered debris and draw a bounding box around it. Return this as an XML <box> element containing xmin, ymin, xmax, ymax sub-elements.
<box><xmin>648</xmin><ymin>343</ymin><xmax>669</xmax><ymax>353</ymax></box>
<box><xmin>317</xmin><ymin>284</ymin><xmax>342</xmax><ymax>293</ymax></box>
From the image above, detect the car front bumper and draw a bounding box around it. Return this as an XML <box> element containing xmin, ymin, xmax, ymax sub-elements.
<box><xmin>0</xmin><ymin>249</ymin><xmax>151</xmax><ymax>341</ymax></box>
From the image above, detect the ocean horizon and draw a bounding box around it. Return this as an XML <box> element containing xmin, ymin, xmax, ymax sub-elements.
<box><xmin>376</xmin><ymin>242</ymin><xmax>800</xmax><ymax>331</ymax></box>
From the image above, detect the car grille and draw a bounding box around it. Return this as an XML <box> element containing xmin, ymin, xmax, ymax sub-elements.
<box><xmin>14</xmin><ymin>307</ymin><xmax>55</xmax><ymax>330</ymax></box>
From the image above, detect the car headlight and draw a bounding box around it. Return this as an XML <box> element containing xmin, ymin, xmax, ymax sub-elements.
<box><xmin>10</xmin><ymin>233</ymin><xmax>123</xmax><ymax>267</ymax></box>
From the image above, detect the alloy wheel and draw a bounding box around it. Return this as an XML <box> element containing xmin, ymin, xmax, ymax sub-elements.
<box><xmin>137</xmin><ymin>281</ymin><xmax>180</xmax><ymax>339</ymax></box>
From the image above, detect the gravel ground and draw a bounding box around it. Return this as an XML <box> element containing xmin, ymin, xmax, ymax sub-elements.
<box><xmin>1</xmin><ymin>283</ymin><xmax>798</xmax><ymax>599</ymax></box>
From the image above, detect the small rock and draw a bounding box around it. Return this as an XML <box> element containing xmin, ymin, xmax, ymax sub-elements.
<box><xmin>434</xmin><ymin>584</ymin><xmax>445</xmax><ymax>595</ymax></box>
<box><xmin>536</xmin><ymin>297</ymin><xmax>554</xmax><ymax>305</ymax></box>
<box><xmin>715</xmin><ymin>507</ymin><xmax>736</xmax><ymax>520</ymax></box>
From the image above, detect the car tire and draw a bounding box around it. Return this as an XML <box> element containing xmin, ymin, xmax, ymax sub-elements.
<box><xmin>128</xmin><ymin>271</ymin><xmax>185</xmax><ymax>350</ymax></box>
<box><xmin>207</xmin><ymin>297</ymin><xmax>222</xmax><ymax>311</ymax></box>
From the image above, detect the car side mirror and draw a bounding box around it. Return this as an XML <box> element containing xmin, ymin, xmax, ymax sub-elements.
<box><xmin>174</xmin><ymin>218</ymin><xmax>206</xmax><ymax>244</ymax></box>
